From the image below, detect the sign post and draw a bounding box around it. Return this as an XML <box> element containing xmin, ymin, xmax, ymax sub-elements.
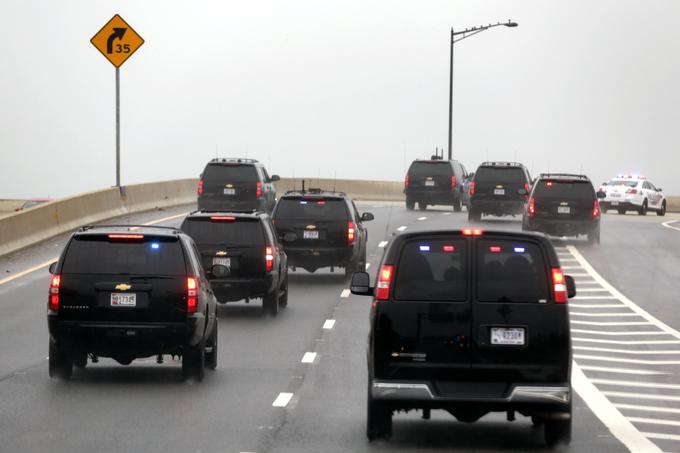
<box><xmin>90</xmin><ymin>14</ymin><xmax>144</xmax><ymax>187</ymax></box>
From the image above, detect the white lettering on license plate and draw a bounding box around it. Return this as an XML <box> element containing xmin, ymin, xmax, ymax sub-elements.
<box><xmin>491</xmin><ymin>327</ymin><xmax>525</xmax><ymax>345</ymax></box>
<box><xmin>111</xmin><ymin>293</ymin><xmax>136</xmax><ymax>307</ymax></box>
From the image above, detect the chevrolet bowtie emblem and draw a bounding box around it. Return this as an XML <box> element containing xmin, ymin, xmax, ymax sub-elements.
<box><xmin>225</xmin><ymin>184</ymin><xmax>233</xmax><ymax>188</ymax></box>
<box><xmin>306</xmin><ymin>225</ymin><xmax>316</xmax><ymax>230</ymax></box>
<box><xmin>115</xmin><ymin>284</ymin><xmax>132</xmax><ymax>291</ymax></box>
<box><xmin>216</xmin><ymin>251</ymin><xmax>227</xmax><ymax>256</ymax></box>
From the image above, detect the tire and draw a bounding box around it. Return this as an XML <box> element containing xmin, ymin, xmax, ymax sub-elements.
<box><xmin>48</xmin><ymin>340</ymin><xmax>73</xmax><ymax>380</ymax></box>
<box><xmin>638</xmin><ymin>200</ymin><xmax>648</xmax><ymax>216</ymax></box>
<box><xmin>263</xmin><ymin>290</ymin><xmax>280</xmax><ymax>317</ymax></box>
<box><xmin>278</xmin><ymin>278</ymin><xmax>288</xmax><ymax>309</ymax></box>
<box><xmin>73</xmin><ymin>352</ymin><xmax>88</xmax><ymax>369</ymax></box>
<box><xmin>367</xmin><ymin>389</ymin><xmax>392</xmax><ymax>441</ymax></box>
<box><xmin>617</xmin><ymin>208</ymin><xmax>626</xmax><ymax>215</ymax></box>
<box><xmin>182</xmin><ymin>339</ymin><xmax>206</xmax><ymax>381</ymax></box>
<box><xmin>405</xmin><ymin>198</ymin><xmax>415</xmax><ymax>211</ymax></box>
<box><xmin>205</xmin><ymin>323</ymin><xmax>218</xmax><ymax>371</ymax></box>
<box><xmin>657</xmin><ymin>201</ymin><xmax>666</xmax><ymax>216</ymax></box>
<box><xmin>545</xmin><ymin>417</ymin><xmax>572</xmax><ymax>446</ymax></box>
<box><xmin>453</xmin><ymin>197</ymin><xmax>462</xmax><ymax>212</ymax></box>
<box><xmin>531</xmin><ymin>416</ymin><xmax>544</xmax><ymax>427</ymax></box>
<box><xmin>418</xmin><ymin>202</ymin><xmax>427</xmax><ymax>211</ymax></box>
<box><xmin>468</xmin><ymin>207</ymin><xmax>481</xmax><ymax>222</ymax></box>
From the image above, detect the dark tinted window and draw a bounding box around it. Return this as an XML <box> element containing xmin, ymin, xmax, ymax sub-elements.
<box><xmin>203</xmin><ymin>164</ymin><xmax>258</xmax><ymax>183</ymax></box>
<box><xmin>181</xmin><ymin>218</ymin><xmax>265</xmax><ymax>246</ymax></box>
<box><xmin>475</xmin><ymin>167</ymin><xmax>527</xmax><ymax>184</ymax></box>
<box><xmin>534</xmin><ymin>180</ymin><xmax>595</xmax><ymax>200</ymax></box>
<box><xmin>275</xmin><ymin>198</ymin><xmax>348</xmax><ymax>221</ymax></box>
<box><xmin>393</xmin><ymin>239</ymin><xmax>467</xmax><ymax>301</ymax></box>
<box><xmin>62</xmin><ymin>236</ymin><xmax>186</xmax><ymax>275</ymax></box>
<box><xmin>476</xmin><ymin>239</ymin><xmax>549</xmax><ymax>303</ymax></box>
<box><xmin>408</xmin><ymin>162</ymin><xmax>453</xmax><ymax>177</ymax></box>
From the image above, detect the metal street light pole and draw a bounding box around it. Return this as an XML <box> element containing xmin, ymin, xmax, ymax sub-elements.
<box><xmin>447</xmin><ymin>20</ymin><xmax>518</xmax><ymax>161</ymax></box>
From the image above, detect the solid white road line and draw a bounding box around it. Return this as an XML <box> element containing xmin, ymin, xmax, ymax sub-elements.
<box><xmin>570</xmin><ymin>312</ymin><xmax>639</xmax><ymax>318</ymax></box>
<box><xmin>377</xmin><ymin>241</ymin><xmax>388</xmax><ymax>248</ymax></box>
<box><xmin>629</xmin><ymin>417</ymin><xmax>680</xmax><ymax>428</ymax></box>
<box><xmin>340</xmin><ymin>289</ymin><xmax>350</xmax><ymax>298</ymax></box>
<box><xmin>301</xmin><ymin>352</ymin><xmax>317</xmax><ymax>364</ymax></box>
<box><xmin>616</xmin><ymin>404</ymin><xmax>680</xmax><ymax>415</ymax></box>
<box><xmin>417</xmin><ymin>216</ymin><xmax>427</xmax><ymax>221</ymax></box>
<box><xmin>323</xmin><ymin>319</ymin><xmax>336</xmax><ymax>329</ymax></box>
<box><xmin>575</xmin><ymin>346</ymin><xmax>680</xmax><ymax>355</ymax></box>
<box><xmin>591</xmin><ymin>379</ymin><xmax>680</xmax><ymax>391</ymax></box>
<box><xmin>272</xmin><ymin>392</ymin><xmax>294</xmax><ymax>407</ymax></box>
<box><xmin>573</xmin><ymin>337</ymin><xmax>680</xmax><ymax>346</ymax></box>
<box><xmin>572</xmin><ymin>364</ymin><xmax>662</xmax><ymax>452</ymax></box>
<box><xmin>661</xmin><ymin>220</ymin><xmax>680</xmax><ymax>232</ymax></box>
<box><xmin>571</xmin><ymin>329</ymin><xmax>670</xmax><ymax>337</ymax></box>
<box><xmin>642</xmin><ymin>432</ymin><xmax>680</xmax><ymax>442</ymax></box>
<box><xmin>575</xmin><ymin>354</ymin><xmax>680</xmax><ymax>365</ymax></box>
<box><xmin>396</xmin><ymin>226</ymin><xmax>407</xmax><ymax>232</ymax></box>
<box><xmin>571</xmin><ymin>321</ymin><xmax>650</xmax><ymax>326</ymax></box>
<box><xmin>579</xmin><ymin>365</ymin><xmax>669</xmax><ymax>376</ymax></box>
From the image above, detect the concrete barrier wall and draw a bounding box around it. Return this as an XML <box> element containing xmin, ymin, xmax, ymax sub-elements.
<box><xmin>0</xmin><ymin>199</ymin><xmax>25</xmax><ymax>213</ymax></box>
<box><xmin>275</xmin><ymin>178</ymin><xmax>404</xmax><ymax>202</ymax></box>
<box><xmin>668</xmin><ymin>197</ymin><xmax>680</xmax><ymax>213</ymax></box>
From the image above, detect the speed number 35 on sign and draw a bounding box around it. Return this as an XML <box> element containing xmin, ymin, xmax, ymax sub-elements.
<box><xmin>90</xmin><ymin>14</ymin><xmax>144</xmax><ymax>68</ymax></box>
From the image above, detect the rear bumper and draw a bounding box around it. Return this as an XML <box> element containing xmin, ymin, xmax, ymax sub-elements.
<box><xmin>405</xmin><ymin>189</ymin><xmax>458</xmax><ymax>204</ymax></box>
<box><xmin>197</xmin><ymin>197</ymin><xmax>265</xmax><ymax>211</ymax></box>
<box><xmin>209</xmin><ymin>275</ymin><xmax>275</xmax><ymax>302</ymax></box>
<box><xmin>525</xmin><ymin>217</ymin><xmax>599</xmax><ymax>236</ymax></box>
<box><xmin>470</xmin><ymin>198</ymin><xmax>526</xmax><ymax>215</ymax></box>
<box><xmin>284</xmin><ymin>246</ymin><xmax>355</xmax><ymax>269</ymax></box>
<box><xmin>600</xmin><ymin>200</ymin><xmax>640</xmax><ymax>210</ymax></box>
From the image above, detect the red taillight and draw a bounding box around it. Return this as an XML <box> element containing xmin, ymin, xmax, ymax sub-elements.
<box><xmin>469</xmin><ymin>181</ymin><xmax>475</xmax><ymax>196</ymax></box>
<box><xmin>256</xmin><ymin>182</ymin><xmax>262</xmax><ymax>198</ymax></box>
<box><xmin>49</xmin><ymin>274</ymin><xmax>60</xmax><ymax>311</ymax></box>
<box><xmin>197</xmin><ymin>179</ymin><xmax>204</xmax><ymax>196</ymax></box>
<box><xmin>108</xmin><ymin>234</ymin><xmax>144</xmax><ymax>240</ymax></box>
<box><xmin>528</xmin><ymin>196</ymin><xmax>536</xmax><ymax>216</ymax></box>
<box><xmin>348</xmin><ymin>221</ymin><xmax>356</xmax><ymax>244</ymax></box>
<box><xmin>489</xmin><ymin>246</ymin><xmax>502</xmax><ymax>253</ymax></box>
<box><xmin>552</xmin><ymin>268</ymin><xmax>567</xmax><ymax>303</ymax></box>
<box><xmin>462</xmin><ymin>228</ymin><xmax>483</xmax><ymax>236</ymax></box>
<box><xmin>442</xmin><ymin>245</ymin><xmax>455</xmax><ymax>252</ymax></box>
<box><xmin>626</xmin><ymin>188</ymin><xmax>637</xmax><ymax>194</ymax></box>
<box><xmin>451</xmin><ymin>175</ymin><xmax>457</xmax><ymax>189</ymax></box>
<box><xmin>265</xmin><ymin>246</ymin><xmax>274</xmax><ymax>272</ymax></box>
<box><xmin>593</xmin><ymin>200</ymin><xmax>601</xmax><ymax>218</ymax></box>
<box><xmin>405</xmin><ymin>175</ymin><xmax>409</xmax><ymax>188</ymax></box>
<box><xmin>210</xmin><ymin>216</ymin><xmax>236</xmax><ymax>221</ymax></box>
<box><xmin>375</xmin><ymin>265</ymin><xmax>394</xmax><ymax>301</ymax></box>
<box><xmin>187</xmin><ymin>277</ymin><xmax>198</xmax><ymax>314</ymax></box>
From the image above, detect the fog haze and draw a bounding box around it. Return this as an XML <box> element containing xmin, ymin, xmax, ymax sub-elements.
<box><xmin>2</xmin><ymin>0</ymin><xmax>679</xmax><ymax>198</ymax></box>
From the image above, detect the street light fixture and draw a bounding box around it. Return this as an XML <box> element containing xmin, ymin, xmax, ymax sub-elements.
<box><xmin>447</xmin><ymin>20</ymin><xmax>518</xmax><ymax>160</ymax></box>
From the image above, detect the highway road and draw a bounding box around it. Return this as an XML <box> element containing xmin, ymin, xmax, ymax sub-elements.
<box><xmin>1</xmin><ymin>204</ymin><xmax>679</xmax><ymax>452</ymax></box>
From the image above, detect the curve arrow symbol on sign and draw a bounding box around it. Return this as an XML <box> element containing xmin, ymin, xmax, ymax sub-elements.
<box><xmin>106</xmin><ymin>27</ymin><xmax>127</xmax><ymax>54</ymax></box>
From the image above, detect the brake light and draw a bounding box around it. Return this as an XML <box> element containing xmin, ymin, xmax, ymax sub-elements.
<box><xmin>108</xmin><ymin>234</ymin><xmax>145</xmax><ymax>240</ymax></box>
<box><xmin>489</xmin><ymin>246</ymin><xmax>502</xmax><ymax>253</ymax></box>
<box><xmin>593</xmin><ymin>200</ymin><xmax>601</xmax><ymax>218</ymax></box>
<box><xmin>462</xmin><ymin>228</ymin><xmax>483</xmax><ymax>236</ymax></box>
<box><xmin>187</xmin><ymin>277</ymin><xmax>198</xmax><ymax>314</ymax></box>
<box><xmin>49</xmin><ymin>274</ymin><xmax>60</xmax><ymax>311</ymax></box>
<box><xmin>197</xmin><ymin>179</ymin><xmax>204</xmax><ymax>196</ymax></box>
<box><xmin>210</xmin><ymin>216</ymin><xmax>236</xmax><ymax>221</ymax></box>
<box><xmin>348</xmin><ymin>221</ymin><xmax>356</xmax><ymax>244</ymax></box>
<box><xmin>442</xmin><ymin>245</ymin><xmax>455</xmax><ymax>252</ymax></box>
<box><xmin>451</xmin><ymin>175</ymin><xmax>457</xmax><ymax>189</ymax></box>
<box><xmin>626</xmin><ymin>188</ymin><xmax>637</xmax><ymax>194</ymax></box>
<box><xmin>317</xmin><ymin>200</ymin><xmax>326</xmax><ymax>205</ymax></box>
<box><xmin>528</xmin><ymin>196</ymin><xmax>536</xmax><ymax>216</ymax></box>
<box><xmin>552</xmin><ymin>268</ymin><xmax>567</xmax><ymax>303</ymax></box>
<box><xmin>265</xmin><ymin>246</ymin><xmax>274</xmax><ymax>272</ymax></box>
<box><xmin>405</xmin><ymin>175</ymin><xmax>409</xmax><ymax>188</ymax></box>
<box><xmin>469</xmin><ymin>181</ymin><xmax>475</xmax><ymax>196</ymax></box>
<box><xmin>256</xmin><ymin>182</ymin><xmax>262</xmax><ymax>198</ymax></box>
<box><xmin>375</xmin><ymin>265</ymin><xmax>394</xmax><ymax>301</ymax></box>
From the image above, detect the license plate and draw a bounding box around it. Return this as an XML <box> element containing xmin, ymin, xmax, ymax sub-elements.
<box><xmin>611</xmin><ymin>201</ymin><xmax>619</xmax><ymax>206</ymax></box>
<box><xmin>111</xmin><ymin>293</ymin><xmax>137</xmax><ymax>307</ymax></box>
<box><xmin>557</xmin><ymin>206</ymin><xmax>571</xmax><ymax>214</ymax></box>
<box><xmin>491</xmin><ymin>327</ymin><xmax>525</xmax><ymax>345</ymax></box>
<box><xmin>494</xmin><ymin>188</ymin><xmax>505</xmax><ymax>195</ymax></box>
<box><xmin>303</xmin><ymin>230</ymin><xmax>319</xmax><ymax>239</ymax></box>
<box><xmin>213</xmin><ymin>257</ymin><xmax>231</xmax><ymax>266</ymax></box>
<box><xmin>223</xmin><ymin>188</ymin><xmax>236</xmax><ymax>195</ymax></box>
<box><xmin>611</xmin><ymin>193</ymin><xmax>621</xmax><ymax>198</ymax></box>
<box><xmin>425</xmin><ymin>180</ymin><xmax>435</xmax><ymax>186</ymax></box>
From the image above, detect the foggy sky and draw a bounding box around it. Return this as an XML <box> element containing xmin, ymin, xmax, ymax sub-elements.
<box><xmin>2</xmin><ymin>0</ymin><xmax>679</xmax><ymax>199</ymax></box>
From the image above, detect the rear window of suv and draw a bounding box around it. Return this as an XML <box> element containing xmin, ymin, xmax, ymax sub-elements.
<box><xmin>393</xmin><ymin>239</ymin><xmax>467</xmax><ymax>301</ymax></box>
<box><xmin>408</xmin><ymin>161</ymin><xmax>453</xmax><ymax>177</ymax></box>
<box><xmin>203</xmin><ymin>164</ymin><xmax>258</xmax><ymax>183</ymax></box>
<box><xmin>476</xmin><ymin>239</ymin><xmax>549</xmax><ymax>303</ymax></box>
<box><xmin>181</xmin><ymin>218</ymin><xmax>264</xmax><ymax>246</ymax></box>
<box><xmin>475</xmin><ymin>167</ymin><xmax>527</xmax><ymax>184</ymax></box>
<box><xmin>275</xmin><ymin>198</ymin><xmax>348</xmax><ymax>221</ymax></box>
<box><xmin>61</xmin><ymin>236</ymin><xmax>186</xmax><ymax>275</ymax></box>
<box><xmin>534</xmin><ymin>180</ymin><xmax>595</xmax><ymax>200</ymax></box>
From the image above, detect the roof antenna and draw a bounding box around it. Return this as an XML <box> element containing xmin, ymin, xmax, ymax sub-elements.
<box><xmin>292</xmin><ymin>170</ymin><xmax>296</xmax><ymax>191</ymax></box>
<box><xmin>333</xmin><ymin>171</ymin><xmax>337</xmax><ymax>192</ymax></box>
<box><xmin>302</xmin><ymin>179</ymin><xmax>306</xmax><ymax>192</ymax></box>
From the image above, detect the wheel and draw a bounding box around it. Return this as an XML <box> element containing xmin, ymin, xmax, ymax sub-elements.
<box><xmin>182</xmin><ymin>339</ymin><xmax>206</xmax><ymax>381</ymax></box>
<box><xmin>617</xmin><ymin>208</ymin><xmax>626</xmax><ymax>215</ymax></box>
<box><xmin>638</xmin><ymin>200</ymin><xmax>648</xmax><ymax>215</ymax></box>
<box><xmin>48</xmin><ymin>340</ymin><xmax>73</xmax><ymax>380</ymax></box>
<box><xmin>468</xmin><ymin>207</ymin><xmax>481</xmax><ymax>222</ymax></box>
<box><xmin>278</xmin><ymin>278</ymin><xmax>288</xmax><ymax>309</ymax></box>
<box><xmin>405</xmin><ymin>198</ymin><xmax>415</xmax><ymax>211</ymax></box>
<box><xmin>587</xmin><ymin>227</ymin><xmax>600</xmax><ymax>246</ymax></box>
<box><xmin>531</xmin><ymin>416</ymin><xmax>544</xmax><ymax>427</ymax></box>
<box><xmin>367</xmin><ymin>388</ymin><xmax>392</xmax><ymax>441</ymax></box>
<box><xmin>453</xmin><ymin>197</ymin><xmax>462</xmax><ymax>212</ymax></box>
<box><xmin>205</xmin><ymin>323</ymin><xmax>218</xmax><ymax>371</ymax></box>
<box><xmin>545</xmin><ymin>417</ymin><xmax>572</xmax><ymax>446</ymax></box>
<box><xmin>657</xmin><ymin>201</ymin><xmax>666</xmax><ymax>216</ymax></box>
<box><xmin>263</xmin><ymin>290</ymin><xmax>280</xmax><ymax>317</ymax></box>
<box><xmin>73</xmin><ymin>352</ymin><xmax>88</xmax><ymax>369</ymax></box>
<box><xmin>418</xmin><ymin>202</ymin><xmax>427</xmax><ymax>211</ymax></box>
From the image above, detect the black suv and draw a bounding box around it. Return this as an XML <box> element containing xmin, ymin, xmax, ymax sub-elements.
<box><xmin>180</xmin><ymin>210</ymin><xmax>288</xmax><ymax>316</ymax></box>
<box><xmin>468</xmin><ymin>162</ymin><xmax>532</xmax><ymax>221</ymax></box>
<box><xmin>404</xmin><ymin>158</ymin><xmax>467</xmax><ymax>211</ymax></box>
<box><xmin>351</xmin><ymin>229</ymin><xmax>575</xmax><ymax>446</ymax></box>
<box><xmin>197</xmin><ymin>158</ymin><xmax>280</xmax><ymax>213</ymax></box>
<box><xmin>272</xmin><ymin>189</ymin><xmax>373</xmax><ymax>277</ymax></box>
<box><xmin>47</xmin><ymin>225</ymin><xmax>218</xmax><ymax>381</ymax></box>
<box><xmin>522</xmin><ymin>174</ymin><xmax>604</xmax><ymax>245</ymax></box>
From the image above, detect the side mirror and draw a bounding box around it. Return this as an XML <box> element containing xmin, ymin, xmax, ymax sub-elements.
<box><xmin>283</xmin><ymin>232</ymin><xmax>297</xmax><ymax>243</ymax></box>
<box><xmin>565</xmin><ymin>275</ymin><xmax>576</xmax><ymax>299</ymax></box>
<box><xmin>596</xmin><ymin>191</ymin><xmax>606</xmax><ymax>199</ymax></box>
<box><xmin>350</xmin><ymin>271</ymin><xmax>372</xmax><ymax>296</ymax></box>
<box><xmin>270</xmin><ymin>174</ymin><xmax>280</xmax><ymax>182</ymax></box>
<box><xmin>657</xmin><ymin>188</ymin><xmax>663</xmax><ymax>192</ymax></box>
<box><xmin>602</xmin><ymin>182</ymin><xmax>608</xmax><ymax>186</ymax></box>
<box><xmin>211</xmin><ymin>264</ymin><xmax>231</xmax><ymax>278</ymax></box>
<box><xmin>361</xmin><ymin>212</ymin><xmax>374</xmax><ymax>222</ymax></box>
<box><xmin>48</xmin><ymin>262</ymin><xmax>58</xmax><ymax>274</ymax></box>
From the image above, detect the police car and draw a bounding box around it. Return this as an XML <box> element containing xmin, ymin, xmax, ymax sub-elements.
<box><xmin>600</xmin><ymin>175</ymin><xmax>666</xmax><ymax>216</ymax></box>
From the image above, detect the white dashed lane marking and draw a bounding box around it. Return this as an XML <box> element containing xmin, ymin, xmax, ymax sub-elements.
<box><xmin>377</xmin><ymin>241</ymin><xmax>388</xmax><ymax>248</ymax></box>
<box><xmin>340</xmin><ymin>289</ymin><xmax>350</xmax><ymax>298</ymax></box>
<box><xmin>322</xmin><ymin>319</ymin><xmax>336</xmax><ymax>330</ymax></box>
<box><xmin>417</xmin><ymin>216</ymin><xmax>427</xmax><ymax>221</ymax></box>
<box><xmin>301</xmin><ymin>352</ymin><xmax>317</xmax><ymax>364</ymax></box>
<box><xmin>396</xmin><ymin>226</ymin><xmax>407</xmax><ymax>232</ymax></box>
<box><xmin>272</xmin><ymin>392</ymin><xmax>294</xmax><ymax>407</ymax></box>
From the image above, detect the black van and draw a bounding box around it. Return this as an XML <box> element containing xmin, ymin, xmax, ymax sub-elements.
<box><xmin>197</xmin><ymin>158</ymin><xmax>279</xmax><ymax>213</ymax></box>
<box><xmin>404</xmin><ymin>159</ymin><xmax>467</xmax><ymax>211</ymax></box>
<box><xmin>351</xmin><ymin>229</ymin><xmax>575</xmax><ymax>446</ymax></box>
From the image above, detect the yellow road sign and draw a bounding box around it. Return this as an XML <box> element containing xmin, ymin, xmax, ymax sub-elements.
<box><xmin>90</xmin><ymin>14</ymin><xmax>144</xmax><ymax>68</ymax></box>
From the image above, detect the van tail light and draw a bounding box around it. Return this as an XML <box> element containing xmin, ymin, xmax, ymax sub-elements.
<box><xmin>451</xmin><ymin>175</ymin><xmax>457</xmax><ymax>190</ymax></box>
<box><xmin>348</xmin><ymin>221</ymin><xmax>356</xmax><ymax>244</ymax></box>
<box><xmin>469</xmin><ymin>181</ymin><xmax>475</xmax><ymax>196</ymax></box>
<box><xmin>265</xmin><ymin>246</ymin><xmax>274</xmax><ymax>272</ymax></box>
<box><xmin>405</xmin><ymin>175</ymin><xmax>409</xmax><ymax>188</ymax></box>
<box><xmin>528</xmin><ymin>196</ymin><xmax>536</xmax><ymax>217</ymax></box>
<box><xmin>552</xmin><ymin>268</ymin><xmax>567</xmax><ymax>303</ymax></box>
<box><xmin>375</xmin><ymin>265</ymin><xmax>394</xmax><ymax>301</ymax></box>
<box><xmin>49</xmin><ymin>275</ymin><xmax>61</xmax><ymax>312</ymax></box>
<box><xmin>626</xmin><ymin>188</ymin><xmax>638</xmax><ymax>194</ymax></box>
<box><xmin>593</xmin><ymin>200</ymin><xmax>601</xmax><ymax>218</ymax></box>
<box><xmin>462</xmin><ymin>228</ymin><xmax>483</xmax><ymax>236</ymax></box>
<box><xmin>187</xmin><ymin>277</ymin><xmax>198</xmax><ymax>314</ymax></box>
<box><xmin>256</xmin><ymin>182</ymin><xmax>262</xmax><ymax>198</ymax></box>
<box><xmin>197</xmin><ymin>179</ymin><xmax>204</xmax><ymax>196</ymax></box>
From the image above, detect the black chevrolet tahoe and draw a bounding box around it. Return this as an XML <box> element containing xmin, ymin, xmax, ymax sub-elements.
<box><xmin>404</xmin><ymin>158</ymin><xmax>467</xmax><ymax>211</ymax></box>
<box><xmin>468</xmin><ymin>161</ymin><xmax>532</xmax><ymax>221</ymax></box>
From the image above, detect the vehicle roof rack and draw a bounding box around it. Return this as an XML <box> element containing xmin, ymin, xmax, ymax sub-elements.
<box><xmin>480</xmin><ymin>161</ymin><xmax>524</xmax><ymax>167</ymax></box>
<box><xmin>283</xmin><ymin>188</ymin><xmax>346</xmax><ymax>197</ymax></box>
<box><xmin>78</xmin><ymin>224</ymin><xmax>182</xmax><ymax>234</ymax></box>
<box><xmin>209</xmin><ymin>157</ymin><xmax>259</xmax><ymax>164</ymax></box>
<box><xmin>539</xmin><ymin>173</ymin><xmax>590</xmax><ymax>180</ymax></box>
<box><xmin>189</xmin><ymin>209</ymin><xmax>262</xmax><ymax>215</ymax></box>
